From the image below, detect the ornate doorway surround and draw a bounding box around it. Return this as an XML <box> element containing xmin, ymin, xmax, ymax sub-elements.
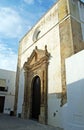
<box><xmin>22</xmin><ymin>46</ymin><xmax>50</xmax><ymax>124</ymax></box>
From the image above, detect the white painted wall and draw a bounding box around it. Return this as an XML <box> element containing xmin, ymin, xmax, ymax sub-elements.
<box><xmin>17</xmin><ymin>69</ymin><xmax>24</xmax><ymax>115</ymax></box>
<box><xmin>0</xmin><ymin>69</ymin><xmax>16</xmax><ymax>114</ymax></box>
<box><xmin>63</xmin><ymin>50</ymin><xmax>84</xmax><ymax>130</ymax></box>
<box><xmin>48</xmin><ymin>94</ymin><xmax>62</xmax><ymax>127</ymax></box>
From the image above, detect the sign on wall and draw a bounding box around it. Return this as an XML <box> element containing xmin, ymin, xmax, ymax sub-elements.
<box><xmin>0</xmin><ymin>79</ymin><xmax>6</xmax><ymax>87</ymax></box>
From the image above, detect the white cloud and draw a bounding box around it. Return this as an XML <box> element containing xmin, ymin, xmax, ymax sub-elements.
<box><xmin>0</xmin><ymin>7</ymin><xmax>24</xmax><ymax>38</ymax></box>
<box><xmin>24</xmin><ymin>0</ymin><xmax>34</xmax><ymax>4</ymax></box>
<box><xmin>0</xmin><ymin>43</ymin><xmax>17</xmax><ymax>71</ymax></box>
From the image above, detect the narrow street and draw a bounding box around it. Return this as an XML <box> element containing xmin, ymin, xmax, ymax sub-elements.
<box><xmin>0</xmin><ymin>114</ymin><xmax>63</xmax><ymax>130</ymax></box>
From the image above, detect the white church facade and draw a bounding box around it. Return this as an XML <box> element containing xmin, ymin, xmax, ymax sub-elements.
<box><xmin>14</xmin><ymin>0</ymin><xmax>84</xmax><ymax>129</ymax></box>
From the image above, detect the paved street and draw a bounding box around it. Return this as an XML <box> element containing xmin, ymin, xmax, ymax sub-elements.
<box><xmin>0</xmin><ymin>114</ymin><xmax>63</xmax><ymax>130</ymax></box>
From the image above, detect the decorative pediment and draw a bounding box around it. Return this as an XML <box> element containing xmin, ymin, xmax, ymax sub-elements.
<box><xmin>23</xmin><ymin>45</ymin><xmax>50</xmax><ymax>70</ymax></box>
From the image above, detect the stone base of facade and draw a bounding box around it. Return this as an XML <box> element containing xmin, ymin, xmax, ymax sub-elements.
<box><xmin>39</xmin><ymin>105</ymin><xmax>47</xmax><ymax>124</ymax></box>
<box><xmin>39</xmin><ymin>115</ymin><xmax>47</xmax><ymax>124</ymax></box>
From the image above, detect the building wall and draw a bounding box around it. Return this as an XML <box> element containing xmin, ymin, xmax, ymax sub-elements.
<box><xmin>58</xmin><ymin>0</ymin><xmax>74</xmax><ymax>105</ymax></box>
<box><xmin>69</xmin><ymin>0</ymin><xmax>84</xmax><ymax>53</ymax></box>
<box><xmin>58</xmin><ymin>0</ymin><xmax>84</xmax><ymax>104</ymax></box>
<box><xmin>63</xmin><ymin>50</ymin><xmax>84</xmax><ymax>130</ymax></box>
<box><xmin>78</xmin><ymin>0</ymin><xmax>84</xmax><ymax>41</ymax></box>
<box><xmin>17</xmin><ymin>2</ymin><xmax>63</xmax><ymax>127</ymax></box>
<box><xmin>15</xmin><ymin>0</ymin><xmax>84</xmax><ymax>128</ymax></box>
<box><xmin>17</xmin><ymin>69</ymin><xmax>24</xmax><ymax>115</ymax></box>
<box><xmin>0</xmin><ymin>69</ymin><xmax>16</xmax><ymax>114</ymax></box>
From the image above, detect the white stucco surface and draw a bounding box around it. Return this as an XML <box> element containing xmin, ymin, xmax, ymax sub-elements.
<box><xmin>17</xmin><ymin>69</ymin><xmax>24</xmax><ymax>115</ymax></box>
<box><xmin>0</xmin><ymin>69</ymin><xmax>16</xmax><ymax>114</ymax></box>
<box><xmin>48</xmin><ymin>94</ymin><xmax>62</xmax><ymax>127</ymax></box>
<box><xmin>63</xmin><ymin>50</ymin><xmax>84</xmax><ymax>130</ymax></box>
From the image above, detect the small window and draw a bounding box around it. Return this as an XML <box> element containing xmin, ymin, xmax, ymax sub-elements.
<box><xmin>0</xmin><ymin>87</ymin><xmax>5</xmax><ymax>91</ymax></box>
<box><xmin>0</xmin><ymin>86</ymin><xmax>8</xmax><ymax>92</ymax></box>
<box><xmin>33</xmin><ymin>28</ymin><xmax>41</xmax><ymax>42</ymax></box>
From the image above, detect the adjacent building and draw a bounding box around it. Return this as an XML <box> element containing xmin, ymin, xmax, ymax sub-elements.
<box><xmin>63</xmin><ymin>50</ymin><xmax>84</xmax><ymax>130</ymax></box>
<box><xmin>14</xmin><ymin>0</ymin><xmax>84</xmax><ymax>129</ymax></box>
<box><xmin>0</xmin><ymin>69</ymin><xmax>16</xmax><ymax>114</ymax></box>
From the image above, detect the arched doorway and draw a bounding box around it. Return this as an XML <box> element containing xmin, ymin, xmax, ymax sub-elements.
<box><xmin>22</xmin><ymin>46</ymin><xmax>50</xmax><ymax>124</ymax></box>
<box><xmin>31</xmin><ymin>76</ymin><xmax>41</xmax><ymax>120</ymax></box>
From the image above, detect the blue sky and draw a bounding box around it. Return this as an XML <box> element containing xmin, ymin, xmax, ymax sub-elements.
<box><xmin>0</xmin><ymin>0</ymin><xmax>84</xmax><ymax>71</ymax></box>
<box><xmin>0</xmin><ymin>0</ymin><xmax>56</xmax><ymax>71</ymax></box>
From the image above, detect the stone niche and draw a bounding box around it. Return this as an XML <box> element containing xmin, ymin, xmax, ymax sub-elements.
<box><xmin>22</xmin><ymin>46</ymin><xmax>50</xmax><ymax>124</ymax></box>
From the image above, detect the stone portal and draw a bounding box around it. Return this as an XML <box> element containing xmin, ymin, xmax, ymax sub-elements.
<box><xmin>22</xmin><ymin>46</ymin><xmax>50</xmax><ymax>124</ymax></box>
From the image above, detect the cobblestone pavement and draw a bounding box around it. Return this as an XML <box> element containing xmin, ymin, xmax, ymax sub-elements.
<box><xmin>0</xmin><ymin>114</ymin><xmax>63</xmax><ymax>130</ymax></box>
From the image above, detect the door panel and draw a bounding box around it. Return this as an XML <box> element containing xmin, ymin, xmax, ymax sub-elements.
<box><xmin>32</xmin><ymin>76</ymin><xmax>41</xmax><ymax>120</ymax></box>
<box><xmin>0</xmin><ymin>96</ymin><xmax>5</xmax><ymax>113</ymax></box>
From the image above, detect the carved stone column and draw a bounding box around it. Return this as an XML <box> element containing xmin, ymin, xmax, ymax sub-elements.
<box><xmin>39</xmin><ymin>62</ymin><xmax>48</xmax><ymax>124</ymax></box>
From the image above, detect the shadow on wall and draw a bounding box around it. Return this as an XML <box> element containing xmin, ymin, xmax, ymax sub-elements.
<box><xmin>62</xmin><ymin>78</ymin><xmax>84</xmax><ymax>130</ymax></box>
<box><xmin>48</xmin><ymin>93</ymin><xmax>63</xmax><ymax>128</ymax></box>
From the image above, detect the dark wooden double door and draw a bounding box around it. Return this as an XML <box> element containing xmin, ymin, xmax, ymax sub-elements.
<box><xmin>31</xmin><ymin>76</ymin><xmax>41</xmax><ymax>120</ymax></box>
<box><xmin>0</xmin><ymin>96</ymin><xmax>5</xmax><ymax>113</ymax></box>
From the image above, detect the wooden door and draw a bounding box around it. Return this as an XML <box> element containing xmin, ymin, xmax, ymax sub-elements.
<box><xmin>0</xmin><ymin>96</ymin><xmax>5</xmax><ymax>113</ymax></box>
<box><xmin>31</xmin><ymin>76</ymin><xmax>41</xmax><ymax>120</ymax></box>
